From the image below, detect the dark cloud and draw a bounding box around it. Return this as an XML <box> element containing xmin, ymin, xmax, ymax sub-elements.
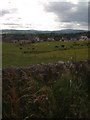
<box><xmin>45</xmin><ymin>2</ymin><xmax>88</xmax><ymax>29</ymax></box>
<box><xmin>0</xmin><ymin>8</ymin><xmax>17</xmax><ymax>17</ymax></box>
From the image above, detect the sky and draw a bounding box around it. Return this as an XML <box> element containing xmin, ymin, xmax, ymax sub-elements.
<box><xmin>0</xmin><ymin>0</ymin><xmax>89</xmax><ymax>30</ymax></box>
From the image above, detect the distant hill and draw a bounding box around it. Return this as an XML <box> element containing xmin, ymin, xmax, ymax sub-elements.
<box><xmin>1</xmin><ymin>29</ymin><xmax>88</xmax><ymax>34</ymax></box>
<box><xmin>54</xmin><ymin>29</ymin><xmax>88</xmax><ymax>34</ymax></box>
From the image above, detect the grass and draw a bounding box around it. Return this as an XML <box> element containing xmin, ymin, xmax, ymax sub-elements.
<box><xmin>2</xmin><ymin>40</ymin><xmax>89</xmax><ymax>67</ymax></box>
<box><xmin>2</xmin><ymin>40</ymin><xmax>90</xmax><ymax>119</ymax></box>
<box><xmin>2</xmin><ymin>61</ymin><xmax>90</xmax><ymax>119</ymax></box>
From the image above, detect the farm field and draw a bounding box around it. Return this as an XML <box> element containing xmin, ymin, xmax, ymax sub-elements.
<box><xmin>2</xmin><ymin>40</ymin><xmax>89</xmax><ymax>67</ymax></box>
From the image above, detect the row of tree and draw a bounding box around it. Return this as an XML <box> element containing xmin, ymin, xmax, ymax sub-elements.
<box><xmin>2</xmin><ymin>31</ymin><xmax>89</xmax><ymax>42</ymax></box>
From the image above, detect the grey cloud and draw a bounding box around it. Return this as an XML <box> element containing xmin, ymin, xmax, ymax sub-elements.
<box><xmin>0</xmin><ymin>8</ymin><xmax>17</xmax><ymax>17</ymax></box>
<box><xmin>58</xmin><ymin>21</ymin><xmax>88</xmax><ymax>30</ymax></box>
<box><xmin>0</xmin><ymin>10</ymin><xmax>10</xmax><ymax>16</ymax></box>
<box><xmin>2</xmin><ymin>22</ymin><xmax>32</xmax><ymax>29</ymax></box>
<box><xmin>3</xmin><ymin>23</ymin><xmax>20</xmax><ymax>25</ymax></box>
<box><xmin>45</xmin><ymin>2</ymin><xmax>88</xmax><ymax>24</ymax></box>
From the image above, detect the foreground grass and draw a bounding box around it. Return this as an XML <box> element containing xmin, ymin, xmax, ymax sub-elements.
<box><xmin>2</xmin><ymin>40</ymin><xmax>89</xmax><ymax>67</ymax></box>
<box><xmin>2</xmin><ymin>61</ymin><xmax>90</xmax><ymax>119</ymax></box>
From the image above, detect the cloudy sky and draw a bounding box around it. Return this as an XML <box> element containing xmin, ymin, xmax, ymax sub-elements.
<box><xmin>0</xmin><ymin>0</ymin><xmax>89</xmax><ymax>30</ymax></box>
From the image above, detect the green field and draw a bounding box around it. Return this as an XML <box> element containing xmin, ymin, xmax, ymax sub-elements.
<box><xmin>2</xmin><ymin>40</ymin><xmax>89</xmax><ymax>67</ymax></box>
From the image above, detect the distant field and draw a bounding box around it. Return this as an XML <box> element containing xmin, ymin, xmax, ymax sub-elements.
<box><xmin>2</xmin><ymin>40</ymin><xmax>89</xmax><ymax>67</ymax></box>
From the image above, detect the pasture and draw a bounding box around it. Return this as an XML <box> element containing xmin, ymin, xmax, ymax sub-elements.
<box><xmin>2</xmin><ymin>40</ymin><xmax>89</xmax><ymax>67</ymax></box>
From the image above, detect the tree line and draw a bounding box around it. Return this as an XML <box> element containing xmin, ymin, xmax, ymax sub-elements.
<box><xmin>2</xmin><ymin>31</ymin><xmax>89</xmax><ymax>42</ymax></box>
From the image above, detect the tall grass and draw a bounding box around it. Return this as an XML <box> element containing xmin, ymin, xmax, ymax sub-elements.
<box><xmin>2</xmin><ymin>60</ymin><xmax>90</xmax><ymax>119</ymax></box>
